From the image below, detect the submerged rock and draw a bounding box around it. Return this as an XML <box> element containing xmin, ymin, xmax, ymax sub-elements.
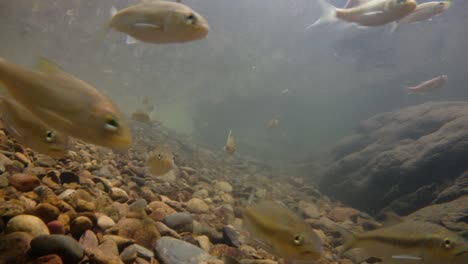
<box><xmin>29</xmin><ymin>234</ymin><xmax>84</xmax><ymax>264</ymax></box>
<box><xmin>320</xmin><ymin>102</ymin><xmax>468</xmax><ymax>214</ymax></box>
<box><xmin>155</xmin><ymin>236</ymin><xmax>214</xmax><ymax>264</ymax></box>
<box><xmin>5</xmin><ymin>214</ymin><xmax>49</xmax><ymax>237</ymax></box>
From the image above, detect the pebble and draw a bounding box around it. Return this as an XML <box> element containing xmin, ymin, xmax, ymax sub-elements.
<box><xmin>8</xmin><ymin>173</ymin><xmax>41</xmax><ymax>192</ymax></box>
<box><xmin>29</xmin><ymin>234</ymin><xmax>84</xmax><ymax>264</ymax></box>
<box><xmin>162</xmin><ymin>212</ymin><xmax>193</xmax><ymax>233</ymax></box>
<box><xmin>97</xmin><ymin>214</ymin><xmax>116</xmax><ymax>230</ymax></box>
<box><xmin>214</xmin><ymin>181</ymin><xmax>233</xmax><ymax>192</ymax></box>
<box><xmin>148</xmin><ymin>201</ymin><xmax>176</xmax><ymax>222</ymax></box>
<box><xmin>111</xmin><ymin>187</ymin><xmax>129</xmax><ymax>202</ymax></box>
<box><xmin>186</xmin><ymin>198</ymin><xmax>210</xmax><ymax>213</ymax></box>
<box><xmin>155</xmin><ymin>236</ymin><xmax>214</xmax><ymax>264</ymax></box>
<box><xmin>47</xmin><ymin>220</ymin><xmax>66</xmax><ymax>235</ymax></box>
<box><xmin>0</xmin><ymin>173</ymin><xmax>9</xmax><ymax>187</ymax></box>
<box><xmin>0</xmin><ymin>232</ymin><xmax>33</xmax><ymax>263</ymax></box>
<box><xmin>222</xmin><ymin>226</ymin><xmax>240</xmax><ymax>247</ymax></box>
<box><xmin>5</xmin><ymin>214</ymin><xmax>50</xmax><ymax>237</ymax></box>
<box><xmin>35</xmin><ymin>254</ymin><xmax>63</xmax><ymax>264</ymax></box>
<box><xmin>327</xmin><ymin>207</ymin><xmax>361</xmax><ymax>223</ymax></box>
<box><xmin>34</xmin><ymin>203</ymin><xmax>60</xmax><ymax>223</ymax></box>
<box><xmin>115</xmin><ymin>217</ymin><xmax>160</xmax><ymax>249</ymax></box>
<box><xmin>35</xmin><ymin>154</ymin><xmax>57</xmax><ymax>167</ymax></box>
<box><xmin>70</xmin><ymin>216</ymin><xmax>93</xmax><ymax>237</ymax></box>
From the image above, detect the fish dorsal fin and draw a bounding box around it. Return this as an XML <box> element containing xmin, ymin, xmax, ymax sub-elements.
<box><xmin>36</xmin><ymin>57</ymin><xmax>67</xmax><ymax>75</ymax></box>
<box><xmin>343</xmin><ymin>0</ymin><xmax>370</xmax><ymax>8</ymax></box>
<box><xmin>382</xmin><ymin>212</ymin><xmax>404</xmax><ymax>227</ymax></box>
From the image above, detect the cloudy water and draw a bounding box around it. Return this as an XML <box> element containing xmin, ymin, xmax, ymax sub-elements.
<box><xmin>0</xmin><ymin>0</ymin><xmax>467</xmax><ymax>263</ymax></box>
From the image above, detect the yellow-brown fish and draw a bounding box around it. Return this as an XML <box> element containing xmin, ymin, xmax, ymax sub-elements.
<box><xmin>266</xmin><ymin>114</ymin><xmax>279</xmax><ymax>129</ymax></box>
<box><xmin>0</xmin><ymin>96</ymin><xmax>70</xmax><ymax>157</ymax></box>
<box><xmin>146</xmin><ymin>144</ymin><xmax>174</xmax><ymax>176</ymax></box>
<box><xmin>0</xmin><ymin>57</ymin><xmax>131</xmax><ymax>149</ymax></box>
<box><xmin>241</xmin><ymin>201</ymin><xmax>323</xmax><ymax>261</ymax></box>
<box><xmin>109</xmin><ymin>0</ymin><xmax>209</xmax><ymax>44</ymax></box>
<box><xmin>308</xmin><ymin>0</ymin><xmax>417</xmax><ymax>28</ymax></box>
<box><xmin>337</xmin><ymin>220</ymin><xmax>468</xmax><ymax>264</ymax></box>
<box><xmin>223</xmin><ymin>129</ymin><xmax>236</xmax><ymax>155</ymax></box>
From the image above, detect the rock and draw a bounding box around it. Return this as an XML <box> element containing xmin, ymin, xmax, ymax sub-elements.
<box><xmin>186</xmin><ymin>198</ymin><xmax>210</xmax><ymax>213</ymax></box>
<box><xmin>35</xmin><ymin>154</ymin><xmax>57</xmax><ymax>167</ymax></box>
<box><xmin>434</xmin><ymin>171</ymin><xmax>468</xmax><ymax>203</ymax></box>
<box><xmin>120</xmin><ymin>245</ymin><xmax>138</xmax><ymax>263</ymax></box>
<box><xmin>0</xmin><ymin>199</ymin><xmax>25</xmax><ymax>218</ymax></box>
<box><xmin>47</xmin><ymin>220</ymin><xmax>66</xmax><ymax>235</ymax></box>
<box><xmin>155</xmin><ymin>221</ymin><xmax>182</xmax><ymax>239</ymax></box>
<box><xmin>97</xmin><ymin>214</ymin><xmax>115</xmax><ymax>230</ymax></box>
<box><xmin>195</xmin><ymin>235</ymin><xmax>212</xmax><ymax>252</ymax></box>
<box><xmin>0</xmin><ymin>173</ymin><xmax>8</xmax><ymax>187</ymax></box>
<box><xmin>162</xmin><ymin>212</ymin><xmax>193</xmax><ymax>233</ymax></box>
<box><xmin>193</xmin><ymin>189</ymin><xmax>209</xmax><ymax>199</ymax></box>
<box><xmin>327</xmin><ymin>207</ymin><xmax>361</xmax><ymax>223</ymax></box>
<box><xmin>6</xmin><ymin>214</ymin><xmax>49</xmax><ymax>237</ymax></box>
<box><xmin>14</xmin><ymin>152</ymin><xmax>31</xmax><ymax>166</ymax></box>
<box><xmin>0</xmin><ymin>232</ymin><xmax>33</xmax><ymax>264</ymax></box>
<box><xmin>60</xmin><ymin>171</ymin><xmax>80</xmax><ymax>184</ymax></box>
<box><xmin>79</xmin><ymin>230</ymin><xmax>98</xmax><ymax>250</ymax></box>
<box><xmin>115</xmin><ymin>217</ymin><xmax>160</xmax><ymax>249</ymax></box>
<box><xmin>222</xmin><ymin>226</ymin><xmax>240</xmax><ymax>247</ymax></box>
<box><xmin>148</xmin><ymin>201</ymin><xmax>176</xmax><ymax>222</ymax></box>
<box><xmin>8</xmin><ymin>173</ymin><xmax>40</xmax><ymax>192</ymax></box>
<box><xmin>155</xmin><ymin>236</ymin><xmax>214</xmax><ymax>264</ymax></box>
<box><xmin>111</xmin><ymin>187</ymin><xmax>129</xmax><ymax>202</ymax></box>
<box><xmin>214</xmin><ymin>181</ymin><xmax>233</xmax><ymax>192</ymax></box>
<box><xmin>35</xmin><ymin>254</ymin><xmax>63</xmax><ymax>264</ymax></box>
<box><xmin>29</xmin><ymin>234</ymin><xmax>84</xmax><ymax>264</ymax></box>
<box><xmin>320</xmin><ymin>102</ymin><xmax>468</xmax><ymax>214</ymax></box>
<box><xmin>70</xmin><ymin>216</ymin><xmax>93</xmax><ymax>237</ymax></box>
<box><xmin>298</xmin><ymin>201</ymin><xmax>321</xmax><ymax>219</ymax></box>
<box><xmin>34</xmin><ymin>203</ymin><xmax>60</xmax><ymax>223</ymax></box>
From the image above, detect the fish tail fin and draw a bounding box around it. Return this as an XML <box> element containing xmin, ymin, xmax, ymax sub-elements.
<box><xmin>126</xmin><ymin>35</ymin><xmax>139</xmax><ymax>45</ymax></box>
<box><xmin>306</xmin><ymin>0</ymin><xmax>337</xmax><ymax>30</ymax></box>
<box><xmin>110</xmin><ymin>6</ymin><xmax>118</xmax><ymax>18</ymax></box>
<box><xmin>228</xmin><ymin>128</ymin><xmax>233</xmax><ymax>138</ymax></box>
<box><xmin>334</xmin><ymin>224</ymin><xmax>356</xmax><ymax>254</ymax></box>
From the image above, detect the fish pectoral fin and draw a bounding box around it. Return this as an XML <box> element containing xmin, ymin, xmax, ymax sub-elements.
<box><xmin>126</xmin><ymin>35</ymin><xmax>140</xmax><ymax>45</ymax></box>
<box><xmin>391</xmin><ymin>255</ymin><xmax>423</xmax><ymax>261</ymax></box>
<box><xmin>36</xmin><ymin>57</ymin><xmax>67</xmax><ymax>75</ymax></box>
<box><xmin>382</xmin><ymin>212</ymin><xmax>404</xmax><ymax>227</ymax></box>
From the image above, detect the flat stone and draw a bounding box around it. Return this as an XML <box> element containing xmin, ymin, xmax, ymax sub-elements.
<box><xmin>29</xmin><ymin>234</ymin><xmax>84</xmax><ymax>264</ymax></box>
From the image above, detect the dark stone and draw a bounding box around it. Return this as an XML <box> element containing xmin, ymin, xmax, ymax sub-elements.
<box><xmin>162</xmin><ymin>212</ymin><xmax>193</xmax><ymax>233</ymax></box>
<box><xmin>29</xmin><ymin>235</ymin><xmax>84</xmax><ymax>264</ymax></box>
<box><xmin>222</xmin><ymin>226</ymin><xmax>240</xmax><ymax>247</ymax></box>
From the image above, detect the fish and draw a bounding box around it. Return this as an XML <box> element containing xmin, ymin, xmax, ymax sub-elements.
<box><xmin>266</xmin><ymin>114</ymin><xmax>280</xmax><ymax>129</ymax></box>
<box><xmin>241</xmin><ymin>200</ymin><xmax>323</xmax><ymax>261</ymax></box>
<box><xmin>280</xmin><ymin>89</ymin><xmax>290</xmax><ymax>95</ymax></box>
<box><xmin>406</xmin><ymin>75</ymin><xmax>447</xmax><ymax>94</ymax></box>
<box><xmin>223</xmin><ymin>129</ymin><xmax>236</xmax><ymax>155</ymax></box>
<box><xmin>108</xmin><ymin>0</ymin><xmax>209</xmax><ymax>44</ymax></box>
<box><xmin>308</xmin><ymin>0</ymin><xmax>417</xmax><ymax>28</ymax></box>
<box><xmin>336</xmin><ymin>219</ymin><xmax>468</xmax><ymax>264</ymax></box>
<box><xmin>397</xmin><ymin>1</ymin><xmax>451</xmax><ymax>25</ymax></box>
<box><xmin>146</xmin><ymin>144</ymin><xmax>174</xmax><ymax>176</ymax></box>
<box><xmin>0</xmin><ymin>96</ymin><xmax>70</xmax><ymax>158</ymax></box>
<box><xmin>0</xmin><ymin>57</ymin><xmax>131</xmax><ymax>149</ymax></box>
<box><xmin>343</xmin><ymin>0</ymin><xmax>370</xmax><ymax>8</ymax></box>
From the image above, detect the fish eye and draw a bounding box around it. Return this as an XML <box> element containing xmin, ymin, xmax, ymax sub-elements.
<box><xmin>46</xmin><ymin>130</ymin><xmax>56</xmax><ymax>142</ymax></box>
<box><xmin>444</xmin><ymin>238</ymin><xmax>453</xmax><ymax>249</ymax></box>
<box><xmin>186</xmin><ymin>13</ymin><xmax>197</xmax><ymax>24</ymax></box>
<box><xmin>105</xmin><ymin>116</ymin><xmax>120</xmax><ymax>131</ymax></box>
<box><xmin>293</xmin><ymin>234</ymin><xmax>303</xmax><ymax>245</ymax></box>
<box><xmin>157</xmin><ymin>153</ymin><xmax>163</xmax><ymax>160</ymax></box>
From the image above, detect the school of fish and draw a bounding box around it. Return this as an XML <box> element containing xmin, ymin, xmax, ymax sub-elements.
<box><xmin>0</xmin><ymin>0</ymin><xmax>461</xmax><ymax>263</ymax></box>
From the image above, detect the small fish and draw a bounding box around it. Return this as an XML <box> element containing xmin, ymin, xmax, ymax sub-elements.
<box><xmin>241</xmin><ymin>201</ymin><xmax>323</xmax><ymax>261</ymax></box>
<box><xmin>266</xmin><ymin>114</ymin><xmax>280</xmax><ymax>129</ymax></box>
<box><xmin>406</xmin><ymin>75</ymin><xmax>447</xmax><ymax>94</ymax></box>
<box><xmin>0</xmin><ymin>96</ymin><xmax>70</xmax><ymax>157</ymax></box>
<box><xmin>308</xmin><ymin>0</ymin><xmax>417</xmax><ymax>28</ymax></box>
<box><xmin>0</xmin><ymin>57</ymin><xmax>131</xmax><ymax>149</ymax></box>
<box><xmin>223</xmin><ymin>129</ymin><xmax>236</xmax><ymax>155</ymax></box>
<box><xmin>280</xmin><ymin>89</ymin><xmax>290</xmax><ymax>95</ymax></box>
<box><xmin>131</xmin><ymin>111</ymin><xmax>151</xmax><ymax>123</ymax></box>
<box><xmin>398</xmin><ymin>1</ymin><xmax>451</xmax><ymax>25</ymax></box>
<box><xmin>146</xmin><ymin>145</ymin><xmax>174</xmax><ymax>176</ymax></box>
<box><xmin>108</xmin><ymin>0</ymin><xmax>209</xmax><ymax>44</ymax></box>
<box><xmin>336</xmin><ymin>219</ymin><xmax>468</xmax><ymax>264</ymax></box>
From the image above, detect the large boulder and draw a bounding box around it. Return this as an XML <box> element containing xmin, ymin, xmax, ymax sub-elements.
<box><xmin>320</xmin><ymin>101</ymin><xmax>468</xmax><ymax>214</ymax></box>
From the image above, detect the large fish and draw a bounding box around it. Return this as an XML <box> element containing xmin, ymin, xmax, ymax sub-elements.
<box><xmin>0</xmin><ymin>96</ymin><xmax>70</xmax><ymax>157</ymax></box>
<box><xmin>0</xmin><ymin>57</ymin><xmax>131</xmax><ymax>149</ymax></box>
<box><xmin>242</xmin><ymin>200</ymin><xmax>323</xmax><ymax>261</ymax></box>
<box><xmin>398</xmin><ymin>1</ymin><xmax>451</xmax><ymax>24</ymax></box>
<box><xmin>406</xmin><ymin>75</ymin><xmax>447</xmax><ymax>94</ymax></box>
<box><xmin>109</xmin><ymin>0</ymin><xmax>209</xmax><ymax>44</ymax></box>
<box><xmin>308</xmin><ymin>0</ymin><xmax>417</xmax><ymax>28</ymax></box>
<box><xmin>337</xmin><ymin>219</ymin><xmax>468</xmax><ymax>264</ymax></box>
